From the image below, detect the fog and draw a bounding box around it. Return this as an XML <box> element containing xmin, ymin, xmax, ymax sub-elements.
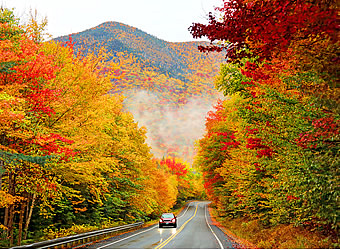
<box><xmin>124</xmin><ymin>90</ymin><xmax>223</xmax><ymax>163</ymax></box>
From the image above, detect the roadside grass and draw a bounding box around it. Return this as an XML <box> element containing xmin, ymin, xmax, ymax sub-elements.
<box><xmin>40</xmin><ymin>220</ymin><xmax>125</xmax><ymax>241</ymax></box>
<box><xmin>209</xmin><ymin>207</ymin><xmax>339</xmax><ymax>249</ymax></box>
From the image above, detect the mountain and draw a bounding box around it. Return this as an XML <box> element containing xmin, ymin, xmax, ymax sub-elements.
<box><xmin>55</xmin><ymin>21</ymin><xmax>223</xmax><ymax>82</ymax></box>
<box><xmin>54</xmin><ymin>21</ymin><xmax>225</xmax><ymax>163</ymax></box>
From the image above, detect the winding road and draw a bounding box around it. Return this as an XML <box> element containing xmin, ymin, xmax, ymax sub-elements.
<box><xmin>84</xmin><ymin>201</ymin><xmax>241</xmax><ymax>249</ymax></box>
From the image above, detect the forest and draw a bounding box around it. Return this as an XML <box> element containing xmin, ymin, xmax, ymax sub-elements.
<box><xmin>0</xmin><ymin>9</ymin><xmax>204</xmax><ymax>247</ymax></box>
<box><xmin>0</xmin><ymin>0</ymin><xmax>339</xmax><ymax>248</ymax></box>
<box><xmin>190</xmin><ymin>0</ymin><xmax>339</xmax><ymax>248</ymax></box>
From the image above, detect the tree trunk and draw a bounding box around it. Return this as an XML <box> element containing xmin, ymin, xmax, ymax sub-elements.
<box><xmin>18</xmin><ymin>200</ymin><xmax>27</xmax><ymax>246</ymax></box>
<box><xmin>24</xmin><ymin>193</ymin><xmax>36</xmax><ymax>240</ymax></box>
<box><xmin>8</xmin><ymin>203</ymin><xmax>14</xmax><ymax>246</ymax></box>
<box><xmin>24</xmin><ymin>196</ymin><xmax>30</xmax><ymax>240</ymax></box>
<box><xmin>0</xmin><ymin>158</ymin><xmax>4</xmax><ymax>189</ymax></box>
<box><xmin>7</xmin><ymin>172</ymin><xmax>16</xmax><ymax>247</ymax></box>
<box><xmin>0</xmin><ymin>159</ymin><xmax>7</xmax><ymax>240</ymax></box>
<box><xmin>3</xmin><ymin>206</ymin><xmax>8</xmax><ymax>243</ymax></box>
<box><xmin>17</xmin><ymin>202</ymin><xmax>26</xmax><ymax>246</ymax></box>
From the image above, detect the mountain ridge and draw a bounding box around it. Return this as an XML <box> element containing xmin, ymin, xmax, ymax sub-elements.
<box><xmin>53</xmin><ymin>20</ymin><xmax>224</xmax><ymax>162</ymax></box>
<box><xmin>54</xmin><ymin>21</ymin><xmax>221</xmax><ymax>82</ymax></box>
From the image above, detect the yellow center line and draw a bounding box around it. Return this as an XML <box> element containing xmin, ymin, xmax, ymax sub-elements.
<box><xmin>155</xmin><ymin>202</ymin><xmax>200</xmax><ymax>249</ymax></box>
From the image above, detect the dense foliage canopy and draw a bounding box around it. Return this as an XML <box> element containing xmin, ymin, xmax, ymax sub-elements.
<box><xmin>0</xmin><ymin>9</ymin><xmax>204</xmax><ymax>247</ymax></box>
<box><xmin>191</xmin><ymin>0</ymin><xmax>339</xmax><ymax>241</ymax></box>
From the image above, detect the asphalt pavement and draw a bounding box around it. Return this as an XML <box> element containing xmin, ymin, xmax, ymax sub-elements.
<box><xmin>83</xmin><ymin>201</ymin><xmax>241</xmax><ymax>249</ymax></box>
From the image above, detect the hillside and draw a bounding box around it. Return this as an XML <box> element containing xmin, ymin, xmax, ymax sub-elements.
<box><xmin>54</xmin><ymin>21</ymin><xmax>225</xmax><ymax>162</ymax></box>
<box><xmin>55</xmin><ymin>21</ymin><xmax>222</xmax><ymax>82</ymax></box>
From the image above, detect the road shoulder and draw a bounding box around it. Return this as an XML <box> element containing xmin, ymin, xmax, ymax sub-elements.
<box><xmin>207</xmin><ymin>206</ymin><xmax>258</xmax><ymax>249</ymax></box>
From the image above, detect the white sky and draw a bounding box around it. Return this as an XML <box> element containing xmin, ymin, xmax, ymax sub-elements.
<box><xmin>2</xmin><ymin>0</ymin><xmax>221</xmax><ymax>42</ymax></box>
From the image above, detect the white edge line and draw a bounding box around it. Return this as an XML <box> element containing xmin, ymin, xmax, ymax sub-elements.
<box><xmin>204</xmin><ymin>203</ymin><xmax>224</xmax><ymax>249</ymax></box>
<box><xmin>97</xmin><ymin>202</ymin><xmax>193</xmax><ymax>249</ymax></box>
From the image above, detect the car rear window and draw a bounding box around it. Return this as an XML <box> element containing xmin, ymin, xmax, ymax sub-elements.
<box><xmin>161</xmin><ymin>213</ymin><xmax>174</xmax><ymax>218</ymax></box>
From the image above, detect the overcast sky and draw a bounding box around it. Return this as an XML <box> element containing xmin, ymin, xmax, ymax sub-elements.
<box><xmin>2</xmin><ymin>0</ymin><xmax>221</xmax><ymax>42</ymax></box>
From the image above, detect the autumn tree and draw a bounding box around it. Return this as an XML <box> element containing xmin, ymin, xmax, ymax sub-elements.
<box><xmin>159</xmin><ymin>156</ymin><xmax>204</xmax><ymax>206</ymax></box>
<box><xmin>0</xmin><ymin>9</ymin><xmax>191</xmax><ymax>248</ymax></box>
<box><xmin>0</xmin><ymin>8</ymin><xmax>69</xmax><ymax>246</ymax></box>
<box><xmin>191</xmin><ymin>0</ymin><xmax>339</xmax><ymax>237</ymax></box>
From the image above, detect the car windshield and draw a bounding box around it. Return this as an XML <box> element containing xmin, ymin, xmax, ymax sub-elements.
<box><xmin>161</xmin><ymin>213</ymin><xmax>174</xmax><ymax>218</ymax></box>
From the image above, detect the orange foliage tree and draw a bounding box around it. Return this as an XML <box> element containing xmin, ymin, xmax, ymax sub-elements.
<box><xmin>0</xmin><ymin>9</ymin><xmax>194</xmax><ymax>247</ymax></box>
